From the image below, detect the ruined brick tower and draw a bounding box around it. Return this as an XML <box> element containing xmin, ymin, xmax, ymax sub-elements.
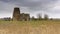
<box><xmin>12</xmin><ymin>7</ymin><xmax>30</xmax><ymax>21</ymax></box>
<box><xmin>13</xmin><ymin>7</ymin><xmax>20</xmax><ymax>21</ymax></box>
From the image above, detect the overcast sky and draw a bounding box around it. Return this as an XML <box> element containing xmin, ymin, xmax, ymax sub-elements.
<box><xmin>0</xmin><ymin>0</ymin><xmax>60</xmax><ymax>18</ymax></box>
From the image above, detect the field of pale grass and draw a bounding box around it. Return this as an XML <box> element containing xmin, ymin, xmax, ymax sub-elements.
<box><xmin>0</xmin><ymin>20</ymin><xmax>60</xmax><ymax>34</ymax></box>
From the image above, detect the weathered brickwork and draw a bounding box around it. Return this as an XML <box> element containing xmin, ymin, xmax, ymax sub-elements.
<box><xmin>13</xmin><ymin>7</ymin><xmax>30</xmax><ymax>21</ymax></box>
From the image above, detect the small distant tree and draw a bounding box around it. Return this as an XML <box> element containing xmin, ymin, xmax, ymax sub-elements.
<box><xmin>37</xmin><ymin>13</ymin><xmax>42</xmax><ymax>20</ymax></box>
<box><xmin>31</xmin><ymin>16</ymin><xmax>35</xmax><ymax>20</ymax></box>
<box><xmin>3</xmin><ymin>17</ymin><xmax>11</xmax><ymax>21</ymax></box>
<box><xmin>50</xmin><ymin>18</ymin><xmax>53</xmax><ymax>20</ymax></box>
<box><xmin>44</xmin><ymin>14</ymin><xmax>49</xmax><ymax>20</ymax></box>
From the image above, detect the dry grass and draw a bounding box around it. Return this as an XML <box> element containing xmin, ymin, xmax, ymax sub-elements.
<box><xmin>0</xmin><ymin>20</ymin><xmax>60</xmax><ymax>34</ymax></box>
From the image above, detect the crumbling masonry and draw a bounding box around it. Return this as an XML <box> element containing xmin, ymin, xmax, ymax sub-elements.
<box><xmin>13</xmin><ymin>7</ymin><xmax>30</xmax><ymax>21</ymax></box>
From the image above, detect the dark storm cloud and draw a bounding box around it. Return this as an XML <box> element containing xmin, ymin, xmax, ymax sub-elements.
<box><xmin>1</xmin><ymin>0</ymin><xmax>57</xmax><ymax>7</ymax></box>
<box><xmin>0</xmin><ymin>0</ymin><xmax>60</xmax><ymax>18</ymax></box>
<box><xmin>1</xmin><ymin>0</ymin><xmax>58</xmax><ymax>12</ymax></box>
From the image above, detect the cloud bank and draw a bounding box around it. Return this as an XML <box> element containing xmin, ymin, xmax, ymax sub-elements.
<box><xmin>0</xmin><ymin>0</ymin><xmax>60</xmax><ymax>18</ymax></box>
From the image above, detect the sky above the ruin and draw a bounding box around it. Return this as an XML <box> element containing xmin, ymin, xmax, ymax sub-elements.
<box><xmin>0</xmin><ymin>0</ymin><xmax>60</xmax><ymax>18</ymax></box>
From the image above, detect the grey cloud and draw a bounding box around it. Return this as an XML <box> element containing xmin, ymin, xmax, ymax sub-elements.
<box><xmin>0</xmin><ymin>1</ymin><xmax>18</xmax><ymax>18</ymax></box>
<box><xmin>0</xmin><ymin>0</ymin><xmax>60</xmax><ymax>18</ymax></box>
<box><xmin>0</xmin><ymin>0</ymin><xmax>57</xmax><ymax>7</ymax></box>
<box><xmin>0</xmin><ymin>0</ymin><xmax>58</xmax><ymax>11</ymax></box>
<box><xmin>0</xmin><ymin>0</ymin><xmax>59</xmax><ymax>12</ymax></box>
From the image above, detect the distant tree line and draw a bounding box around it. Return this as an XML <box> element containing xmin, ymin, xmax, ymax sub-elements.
<box><xmin>31</xmin><ymin>13</ymin><xmax>53</xmax><ymax>21</ymax></box>
<box><xmin>0</xmin><ymin>17</ymin><xmax>12</xmax><ymax>21</ymax></box>
<box><xmin>0</xmin><ymin>13</ymin><xmax>53</xmax><ymax>21</ymax></box>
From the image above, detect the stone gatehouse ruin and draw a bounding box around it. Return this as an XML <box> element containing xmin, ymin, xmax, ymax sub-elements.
<box><xmin>13</xmin><ymin>7</ymin><xmax>30</xmax><ymax>21</ymax></box>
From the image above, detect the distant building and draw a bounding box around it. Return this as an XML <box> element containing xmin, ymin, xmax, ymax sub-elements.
<box><xmin>20</xmin><ymin>13</ymin><xmax>30</xmax><ymax>21</ymax></box>
<box><xmin>13</xmin><ymin>7</ymin><xmax>30</xmax><ymax>21</ymax></box>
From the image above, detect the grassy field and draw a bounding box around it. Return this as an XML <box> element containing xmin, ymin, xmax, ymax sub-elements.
<box><xmin>0</xmin><ymin>20</ymin><xmax>60</xmax><ymax>34</ymax></box>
